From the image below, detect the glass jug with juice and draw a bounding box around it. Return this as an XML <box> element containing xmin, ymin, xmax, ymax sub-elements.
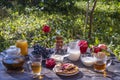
<box><xmin>16</xmin><ymin>40</ymin><xmax>28</xmax><ymax>56</ymax></box>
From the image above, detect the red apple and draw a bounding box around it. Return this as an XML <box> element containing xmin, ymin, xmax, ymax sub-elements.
<box><xmin>78</xmin><ymin>40</ymin><xmax>88</xmax><ymax>54</ymax></box>
<box><xmin>93</xmin><ymin>46</ymin><xmax>102</xmax><ymax>53</ymax></box>
<box><xmin>98</xmin><ymin>44</ymin><xmax>107</xmax><ymax>50</ymax></box>
<box><xmin>46</xmin><ymin>58</ymin><xmax>56</xmax><ymax>68</ymax></box>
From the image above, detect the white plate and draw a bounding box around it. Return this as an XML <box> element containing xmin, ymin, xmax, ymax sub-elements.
<box><xmin>53</xmin><ymin>65</ymin><xmax>79</xmax><ymax>76</ymax></box>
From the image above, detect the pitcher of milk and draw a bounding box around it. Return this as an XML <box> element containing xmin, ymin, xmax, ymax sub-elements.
<box><xmin>67</xmin><ymin>40</ymin><xmax>80</xmax><ymax>61</ymax></box>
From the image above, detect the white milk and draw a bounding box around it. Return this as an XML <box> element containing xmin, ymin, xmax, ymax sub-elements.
<box><xmin>67</xmin><ymin>48</ymin><xmax>80</xmax><ymax>61</ymax></box>
<box><xmin>81</xmin><ymin>57</ymin><xmax>95</xmax><ymax>66</ymax></box>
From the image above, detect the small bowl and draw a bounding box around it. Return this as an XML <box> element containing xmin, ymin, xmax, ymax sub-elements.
<box><xmin>81</xmin><ymin>54</ymin><xmax>96</xmax><ymax>67</ymax></box>
<box><xmin>50</xmin><ymin>54</ymin><xmax>64</xmax><ymax>62</ymax></box>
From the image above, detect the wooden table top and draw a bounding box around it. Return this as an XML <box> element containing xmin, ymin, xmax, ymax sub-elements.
<box><xmin>0</xmin><ymin>48</ymin><xmax>120</xmax><ymax>80</ymax></box>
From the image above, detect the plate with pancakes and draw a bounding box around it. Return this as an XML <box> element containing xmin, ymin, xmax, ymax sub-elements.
<box><xmin>53</xmin><ymin>63</ymin><xmax>79</xmax><ymax>76</ymax></box>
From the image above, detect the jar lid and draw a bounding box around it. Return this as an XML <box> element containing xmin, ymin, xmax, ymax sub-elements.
<box><xmin>10</xmin><ymin>45</ymin><xmax>16</xmax><ymax>49</ymax></box>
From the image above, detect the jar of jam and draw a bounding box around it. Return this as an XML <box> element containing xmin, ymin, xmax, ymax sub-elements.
<box><xmin>55</xmin><ymin>36</ymin><xmax>63</xmax><ymax>53</ymax></box>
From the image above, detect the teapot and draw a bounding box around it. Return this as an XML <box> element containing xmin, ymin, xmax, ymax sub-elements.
<box><xmin>2</xmin><ymin>46</ymin><xmax>25</xmax><ymax>71</ymax></box>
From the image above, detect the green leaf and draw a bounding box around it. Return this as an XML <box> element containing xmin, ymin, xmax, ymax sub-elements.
<box><xmin>95</xmin><ymin>37</ymin><xmax>99</xmax><ymax>45</ymax></box>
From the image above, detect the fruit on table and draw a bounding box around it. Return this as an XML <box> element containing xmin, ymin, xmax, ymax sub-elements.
<box><xmin>78</xmin><ymin>40</ymin><xmax>88</xmax><ymax>54</ymax></box>
<box><xmin>46</xmin><ymin>58</ymin><xmax>56</xmax><ymax>68</ymax></box>
<box><xmin>31</xmin><ymin>44</ymin><xmax>54</xmax><ymax>59</ymax></box>
<box><xmin>93</xmin><ymin>46</ymin><xmax>102</xmax><ymax>53</ymax></box>
<box><xmin>98</xmin><ymin>44</ymin><xmax>107</xmax><ymax>50</ymax></box>
<box><xmin>91</xmin><ymin>44</ymin><xmax>107</xmax><ymax>53</ymax></box>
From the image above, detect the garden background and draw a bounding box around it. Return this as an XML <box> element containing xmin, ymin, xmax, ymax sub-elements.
<box><xmin>0</xmin><ymin>0</ymin><xmax>120</xmax><ymax>59</ymax></box>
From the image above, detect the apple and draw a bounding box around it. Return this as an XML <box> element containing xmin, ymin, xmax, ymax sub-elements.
<box><xmin>78</xmin><ymin>40</ymin><xmax>88</xmax><ymax>54</ymax></box>
<box><xmin>46</xmin><ymin>58</ymin><xmax>56</xmax><ymax>68</ymax></box>
<box><xmin>93</xmin><ymin>46</ymin><xmax>102</xmax><ymax>53</ymax></box>
<box><xmin>98</xmin><ymin>44</ymin><xmax>107</xmax><ymax>50</ymax></box>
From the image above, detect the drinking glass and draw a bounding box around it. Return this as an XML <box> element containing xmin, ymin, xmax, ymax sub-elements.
<box><xmin>16</xmin><ymin>40</ymin><xmax>28</xmax><ymax>56</ymax></box>
<box><xmin>29</xmin><ymin>55</ymin><xmax>42</xmax><ymax>77</ymax></box>
<box><xmin>93</xmin><ymin>52</ymin><xmax>111</xmax><ymax>72</ymax></box>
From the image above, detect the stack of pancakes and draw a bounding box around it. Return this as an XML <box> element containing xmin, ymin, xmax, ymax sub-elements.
<box><xmin>54</xmin><ymin>63</ymin><xmax>79</xmax><ymax>75</ymax></box>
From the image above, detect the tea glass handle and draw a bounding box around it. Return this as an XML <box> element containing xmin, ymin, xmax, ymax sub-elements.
<box><xmin>106</xmin><ymin>58</ymin><xmax>112</xmax><ymax>67</ymax></box>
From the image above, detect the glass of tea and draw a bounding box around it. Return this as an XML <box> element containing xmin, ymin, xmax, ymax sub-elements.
<box><xmin>29</xmin><ymin>54</ymin><xmax>42</xmax><ymax>78</ymax></box>
<box><xmin>16</xmin><ymin>40</ymin><xmax>28</xmax><ymax>56</ymax></box>
<box><xmin>93</xmin><ymin>52</ymin><xmax>111</xmax><ymax>72</ymax></box>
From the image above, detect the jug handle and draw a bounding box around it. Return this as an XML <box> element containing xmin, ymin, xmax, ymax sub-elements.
<box><xmin>26</xmin><ymin>61</ymin><xmax>32</xmax><ymax>73</ymax></box>
<box><xmin>0</xmin><ymin>51</ymin><xmax>7</xmax><ymax>57</ymax></box>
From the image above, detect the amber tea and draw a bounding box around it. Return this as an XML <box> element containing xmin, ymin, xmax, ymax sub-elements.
<box><xmin>94</xmin><ymin>61</ymin><xmax>106</xmax><ymax>72</ymax></box>
<box><xmin>2</xmin><ymin>58</ymin><xmax>25</xmax><ymax>71</ymax></box>
<box><xmin>31</xmin><ymin>62</ymin><xmax>41</xmax><ymax>74</ymax></box>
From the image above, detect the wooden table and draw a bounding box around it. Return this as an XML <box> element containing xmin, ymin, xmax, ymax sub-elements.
<box><xmin>0</xmin><ymin>49</ymin><xmax>120</xmax><ymax>80</ymax></box>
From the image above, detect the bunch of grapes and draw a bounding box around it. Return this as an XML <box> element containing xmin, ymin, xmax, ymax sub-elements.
<box><xmin>31</xmin><ymin>44</ymin><xmax>54</xmax><ymax>59</ymax></box>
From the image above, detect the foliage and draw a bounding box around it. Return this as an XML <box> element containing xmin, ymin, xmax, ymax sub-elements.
<box><xmin>0</xmin><ymin>0</ymin><xmax>120</xmax><ymax>59</ymax></box>
<box><xmin>0</xmin><ymin>0</ymin><xmax>77</xmax><ymax>13</ymax></box>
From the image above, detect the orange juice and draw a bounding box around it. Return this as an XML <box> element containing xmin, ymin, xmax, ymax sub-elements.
<box><xmin>16</xmin><ymin>40</ymin><xmax>28</xmax><ymax>56</ymax></box>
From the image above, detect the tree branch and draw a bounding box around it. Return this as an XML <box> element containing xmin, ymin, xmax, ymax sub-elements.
<box><xmin>88</xmin><ymin>0</ymin><xmax>97</xmax><ymax>39</ymax></box>
<box><xmin>84</xmin><ymin>0</ymin><xmax>90</xmax><ymax>38</ymax></box>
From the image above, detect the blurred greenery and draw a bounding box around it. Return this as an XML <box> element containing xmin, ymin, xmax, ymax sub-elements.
<box><xmin>0</xmin><ymin>0</ymin><xmax>120</xmax><ymax>59</ymax></box>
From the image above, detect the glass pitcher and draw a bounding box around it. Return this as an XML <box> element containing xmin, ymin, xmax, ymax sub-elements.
<box><xmin>67</xmin><ymin>40</ymin><xmax>80</xmax><ymax>61</ymax></box>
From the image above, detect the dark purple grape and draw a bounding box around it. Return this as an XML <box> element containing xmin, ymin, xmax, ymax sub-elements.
<box><xmin>31</xmin><ymin>44</ymin><xmax>54</xmax><ymax>59</ymax></box>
